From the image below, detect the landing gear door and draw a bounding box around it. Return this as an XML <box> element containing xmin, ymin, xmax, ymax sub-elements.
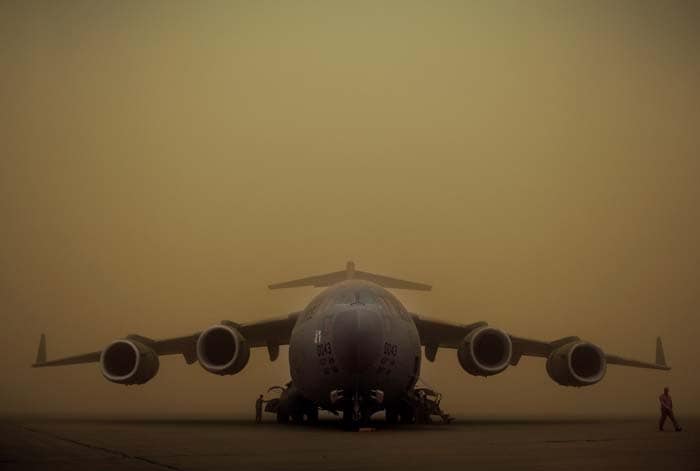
<box><xmin>264</xmin><ymin>398</ymin><xmax>280</xmax><ymax>413</ymax></box>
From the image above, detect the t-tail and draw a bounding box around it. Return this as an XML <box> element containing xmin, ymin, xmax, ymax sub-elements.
<box><xmin>268</xmin><ymin>261</ymin><xmax>432</xmax><ymax>291</ymax></box>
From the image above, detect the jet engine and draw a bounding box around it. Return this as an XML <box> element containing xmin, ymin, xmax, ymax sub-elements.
<box><xmin>457</xmin><ymin>327</ymin><xmax>512</xmax><ymax>376</ymax></box>
<box><xmin>546</xmin><ymin>341</ymin><xmax>607</xmax><ymax>387</ymax></box>
<box><xmin>196</xmin><ymin>323</ymin><xmax>250</xmax><ymax>375</ymax></box>
<box><xmin>100</xmin><ymin>339</ymin><xmax>159</xmax><ymax>385</ymax></box>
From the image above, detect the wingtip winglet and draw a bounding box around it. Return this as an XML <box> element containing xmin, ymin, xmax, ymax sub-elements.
<box><xmin>656</xmin><ymin>336</ymin><xmax>668</xmax><ymax>369</ymax></box>
<box><xmin>33</xmin><ymin>333</ymin><xmax>47</xmax><ymax>367</ymax></box>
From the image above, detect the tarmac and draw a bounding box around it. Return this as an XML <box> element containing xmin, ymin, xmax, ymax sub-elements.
<box><xmin>1</xmin><ymin>416</ymin><xmax>698</xmax><ymax>471</ymax></box>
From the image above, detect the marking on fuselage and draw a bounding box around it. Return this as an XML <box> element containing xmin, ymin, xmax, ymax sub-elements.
<box><xmin>316</xmin><ymin>342</ymin><xmax>332</xmax><ymax>357</ymax></box>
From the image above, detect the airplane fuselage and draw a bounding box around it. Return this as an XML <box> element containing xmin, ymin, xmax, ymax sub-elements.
<box><xmin>289</xmin><ymin>280</ymin><xmax>421</xmax><ymax>408</ymax></box>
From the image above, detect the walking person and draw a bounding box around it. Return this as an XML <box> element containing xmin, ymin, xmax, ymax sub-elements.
<box><xmin>659</xmin><ymin>387</ymin><xmax>682</xmax><ymax>431</ymax></box>
<box><xmin>255</xmin><ymin>394</ymin><xmax>266</xmax><ymax>423</ymax></box>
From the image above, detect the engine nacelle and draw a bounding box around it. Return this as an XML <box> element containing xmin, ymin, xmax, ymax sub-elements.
<box><xmin>100</xmin><ymin>339</ymin><xmax>159</xmax><ymax>385</ymax></box>
<box><xmin>546</xmin><ymin>341</ymin><xmax>607</xmax><ymax>387</ymax></box>
<box><xmin>457</xmin><ymin>326</ymin><xmax>512</xmax><ymax>376</ymax></box>
<box><xmin>196</xmin><ymin>323</ymin><xmax>250</xmax><ymax>375</ymax></box>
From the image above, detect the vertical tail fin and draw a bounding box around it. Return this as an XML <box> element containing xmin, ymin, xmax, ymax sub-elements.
<box><xmin>655</xmin><ymin>336</ymin><xmax>666</xmax><ymax>367</ymax></box>
<box><xmin>35</xmin><ymin>334</ymin><xmax>47</xmax><ymax>365</ymax></box>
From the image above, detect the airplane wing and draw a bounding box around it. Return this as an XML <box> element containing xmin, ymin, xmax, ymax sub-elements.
<box><xmin>32</xmin><ymin>312</ymin><xmax>301</xmax><ymax>368</ymax></box>
<box><xmin>411</xmin><ymin>313</ymin><xmax>670</xmax><ymax>370</ymax></box>
<box><xmin>411</xmin><ymin>314</ymin><xmax>488</xmax><ymax>348</ymax></box>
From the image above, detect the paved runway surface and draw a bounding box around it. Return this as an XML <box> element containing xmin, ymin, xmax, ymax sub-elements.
<box><xmin>2</xmin><ymin>416</ymin><xmax>698</xmax><ymax>471</ymax></box>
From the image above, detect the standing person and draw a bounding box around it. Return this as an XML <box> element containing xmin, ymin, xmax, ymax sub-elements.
<box><xmin>255</xmin><ymin>394</ymin><xmax>266</xmax><ymax>423</ymax></box>
<box><xmin>659</xmin><ymin>387</ymin><xmax>682</xmax><ymax>431</ymax></box>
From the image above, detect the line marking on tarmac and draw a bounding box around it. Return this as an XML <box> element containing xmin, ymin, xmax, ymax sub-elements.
<box><xmin>23</xmin><ymin>427</ymin><xmax>186</xmax><ymax>471</ymax></box>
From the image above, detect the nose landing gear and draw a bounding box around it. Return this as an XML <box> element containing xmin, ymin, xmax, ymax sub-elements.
<box><xmin>338</xmin><ymin>388</ymin><xmax>386</xmax><ymax>430</ymax></box>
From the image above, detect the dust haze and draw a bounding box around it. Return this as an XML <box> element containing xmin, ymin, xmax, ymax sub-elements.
<box><xmin>1</xmin><ymin>1</ymin><xmax>699</xmax><ymax>419</ymax></box>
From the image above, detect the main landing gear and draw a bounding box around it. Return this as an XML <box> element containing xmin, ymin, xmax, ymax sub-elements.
<box><xmin>264</xmin><ymin>383</ymin><xmax>453</xmax><ymax>427</ymax></box>
<box><xmin>264</xmin><ymin>383</ymin><xmax>319</xmax><ymax>424</ymax></box>
<box><xmin>384</xmin><ymin>388</ymin><xmax>453</xmax><ymax>425</ymax></box>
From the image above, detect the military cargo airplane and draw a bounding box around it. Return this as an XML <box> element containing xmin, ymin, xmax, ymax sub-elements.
<box><xmin>33</xmin><ymin>261</ymin><xmax>670</xmax><ymax>425</ymax></box>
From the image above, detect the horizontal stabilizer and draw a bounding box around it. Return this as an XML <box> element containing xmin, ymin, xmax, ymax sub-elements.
<box><xmin>268</xmin><ymin>270</ymin><xmax>347</xmax><ymax>289</ymax></box>
<box><xmin>268</xmin><ymin>261</ymin><xmax>432</xmax><ymax>291</ymax></box>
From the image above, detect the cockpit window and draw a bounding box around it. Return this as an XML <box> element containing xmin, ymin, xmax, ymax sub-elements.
<box><xmin>381</xmin><ymin>294</ymin><xmax>410</xmax><ymax>321</ymax></box>
<box><xmin>304</xmin><ymin>287</ymin><xmax>409</xmax><ymax>320</ymax></box>
<box><xmin>330</xmin><ymin>289</ymin><xmax>379</xmax><ymax>306</ymax></box>
<box><xmin>302</xmin><ymin>295</ymin><xmax>326</xmax><ymax>322</ymax></box>
<box><xmin>331</xmin><ymin>291</ymin><xmax>354</xmax><ymax>305</ymax></box>
<box><xmin>357</xmin><ymin>290</ymin><xmax>379</xmax><ymax>305</ymax></box>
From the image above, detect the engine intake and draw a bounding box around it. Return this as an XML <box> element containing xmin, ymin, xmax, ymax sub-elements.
<box><xmin>100</xmin><ymin>339</ymin><xmax>159</xmax><ymax>385</ymax></box>
<box><xmin>196</xmin><ymin>323</ymin><xmax>250</xmax><ymax>375</ymax></box>
<box><xmin>458</xmin><ymin>327</ymin><xmax>512</xmax><ymax>376</ymax></box>
<box><xmin>546</xmin><ymin>341</ymin><xmax>607</xmax><ymax>387</ymax></box>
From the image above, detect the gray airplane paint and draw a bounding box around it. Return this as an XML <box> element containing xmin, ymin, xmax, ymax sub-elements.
<box><xmin>31</xmin><ymin>261</ymin><xmax>670</xmax><ymax>425</ymax></box>
<box><xmin>289</xmin><ymin>280</ymin><xmax>421</xmax><ymax>408</ymax></box>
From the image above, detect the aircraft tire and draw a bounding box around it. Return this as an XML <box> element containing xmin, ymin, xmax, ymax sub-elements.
<box><xmin>385</xmin><ymin>409</ymin><xmax>399</xmax><ymax>424</ymax></box>
<box><xmin>305</xmin><ymin>405</ymin><xmax>319</xmax><ymax>424</ymax></box>
<box><xmin>276</xmin><ymin>410</ymin><xmax>289</xmax><ymax>423</ymax></box>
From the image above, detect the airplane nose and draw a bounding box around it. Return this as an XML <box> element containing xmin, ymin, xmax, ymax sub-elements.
<box><xmin>333</xmin><ymin>307</ymin><xmax>383</xmax><ymax>374</ymax></box>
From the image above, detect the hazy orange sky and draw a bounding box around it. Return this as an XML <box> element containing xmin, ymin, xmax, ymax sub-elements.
<box><xmin>1</xmin><ymin>1</ymin><xmax>699</xmax><ymax>418</ymax></box>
